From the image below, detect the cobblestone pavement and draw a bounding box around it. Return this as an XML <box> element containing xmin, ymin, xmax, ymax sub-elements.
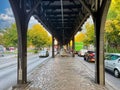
<box><xmin>13</xmin><ymin>55</ymin><xmax>115</xmax><ymax>90</ymax></box>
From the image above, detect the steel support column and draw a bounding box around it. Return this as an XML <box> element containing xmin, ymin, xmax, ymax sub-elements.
<box><xmin>57</xmin><ymin>42</ymin><xmax>60</xmax><ymax>54</ymax></box>
<box><xmin>9</xmin><ymin>0</ymin><xmax>29</xmax><ymax>84</ymax></box>
<box><xmin>52</xmin><ymin>35</ymin><xmax>55</xmax><ymax>58</ymax></box>
<box><xmin>17</xmin><ymin>24</ymin><xmax>28</xmax><ymax>84</ymax></box>
<box><xmin>72</xmin><ymin>36</ymin><xmax>75</xmax><ymax>57</ymax></box>
<box><xmin>68</xmin><ymin>42</ymin><xmax>70</xmax><ymax>53</ymax></box>
<box><xmin>93</xmin><ymin>0</ymin><xmax>111</xmax><ymax>85</ymax></box>
<box><xmin>66</xmin><ymin>44</ymin><xmax>68</xmax><ymax>51</ymax></box>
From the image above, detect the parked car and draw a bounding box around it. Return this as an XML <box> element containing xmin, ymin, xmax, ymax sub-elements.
<box><xmin>39</xmin><ymin>50</ymin><xmax>49</xmax><ymax>57</ymax></box>
<box><xmin>78</xmin><ymin>49</ymin><xmax>88</xmax><ymax>57</ymax></box>
<box><xmin>105</xmin><ymin>53</ymin><xmax>120</xmax><ymax>78</ymax></box>
<box><xmin>84</xmin><ymin>51</ymin><xmax>95</xmax><ymax>62</ymax></box>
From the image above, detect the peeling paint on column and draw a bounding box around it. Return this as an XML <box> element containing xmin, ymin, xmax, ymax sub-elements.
<box><xmin>19</xmin><ymin>68</ymin><xmax>22</xmax><ymax>80</ymax></box>
<box><xmin>18</xmin><ymin>58</ymin><xmax>22</xmax><ymax>80</ymax></box>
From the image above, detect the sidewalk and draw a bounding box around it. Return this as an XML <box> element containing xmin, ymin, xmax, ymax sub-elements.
<box><xmin>13</xmin><ymin>55</ymin><xmax>115</xmax><ymax>90</ymax></box>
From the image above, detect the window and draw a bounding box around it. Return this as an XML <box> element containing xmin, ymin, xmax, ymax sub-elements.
<box><xmin>105</xmin><ymin>54</ymin><xmax>120</xmax><ymax>61</ymax></box>
<box><xmin>105</xmin><ymin>55</ymin><xmax>111</xmax><ymax>60</ymax></box>
<box><xmin>111</xmin><ymin>55</ymin><xmax>120</xmax><ymax>60</ymax></box>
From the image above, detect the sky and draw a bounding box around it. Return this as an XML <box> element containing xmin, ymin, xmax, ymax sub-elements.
<box><xmin>0</xmin><ymin>1</ymin><xmax>10</xmax><ymax>13</ymax></box>
<box><xmin>0</xmin><ymin>0</ymin><xmax>38</xmax><ymax>30</ymax></box>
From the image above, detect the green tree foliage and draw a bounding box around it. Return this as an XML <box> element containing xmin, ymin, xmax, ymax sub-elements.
<box><xmin>28</xmin><ymin>24</ymin><xmax>51</xmax><ymax>49</ymax></box>
<box><xmin>105</xmin><ymin>0</ymin><xmax>120</xmax><ymax>52</ymax></box>
<box><xmin>1</xmin><ymin>23</ymin><xmax>51</xmax><ymax>49</ymax></box>
<box><xmin>83</xmin><ymin>23</ymin><xmax>95</xmax><ymax>46</ymax></box>
<box><xmin>3</xmin><ymin>24</ymin><xmax>18</xmax><ymax>47</ymax></box>
<box><xmin>82</xmin><ymin>0</ymin><xmax>120</xmax><ymax>52</ymax></box>
<box><xmin>0</xmin><ymin>34</ymin><xmax>4</xmax><ymax>45</ymax></box>
<box><xmin>107</xmin><ymin>0</ymin><xmax>120</xmax><ymax>20</ymax></box>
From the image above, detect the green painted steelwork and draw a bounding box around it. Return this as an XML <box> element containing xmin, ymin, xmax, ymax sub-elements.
<box><xmin>75</xmin><ymin>42</ymin><xmax>84</xmax><ymax>51</ymax></box>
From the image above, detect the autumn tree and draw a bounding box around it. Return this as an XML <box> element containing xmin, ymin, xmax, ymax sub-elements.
<box><xmin>75</xmin><ymin>32</ymin><xmax>85</xmax><ymax>42</ymax></box>
<box><xmin>107</xmin><ymin>0</ymin><xmax>120</xmax><ymax>20</ymax></box>
<box><xmin>3</xmin><ymin>23</ymin><xmax>18</xmax><ymax>47</ymax></box>
<box><xmin>28</xmin><ymin>24</ymin><xmax>51</xmax><ymax>49</ymax></box>
<box><xmin>105</xmin><ymin>0</ymin><xmax>120</xmax><ymax>52</ymax></box>
<box><xmin>83</xmin><ymin>23</ymin><xmax>95</xmax><ymax>46</ymax></box>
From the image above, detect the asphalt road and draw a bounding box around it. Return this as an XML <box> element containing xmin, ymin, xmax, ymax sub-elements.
<box><xmin>76</xmin><ymin>56</ymin><xmax>120</xmax><ymax>90</ymax></box>
<box><xmin>0</xmin><ymin>53</ymin><xmax>51</xmax><ymax>90</ymax></box>
<box><xmin>0</xmin><ymin>54</ymin><xmax>119</xmax><ymax>90</ymax></box>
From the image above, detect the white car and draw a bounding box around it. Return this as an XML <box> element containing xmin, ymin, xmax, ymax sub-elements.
<box><xmin>105</xmin><ymin>53</ymin><xmax>120</xmax><ymax>78</ymax></box>
<box><xmin>39</xmin><ymin>50</ymin><xmax>49</xmax><ymax>57</ymax></box>
<box><xmin>78</xmin><ymin>49</ymin><xmax>87</xmax><ymax>57</ymax></box>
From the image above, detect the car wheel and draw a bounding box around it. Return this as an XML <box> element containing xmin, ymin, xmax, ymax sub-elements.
<box><xmin>114</xmin><ymin>69</ymin><xmax>120</xmax><ymax>78</ymax></box>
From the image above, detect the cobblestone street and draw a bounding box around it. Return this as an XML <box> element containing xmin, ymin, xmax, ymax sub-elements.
<box><xmin>13</xmin><ymin>55</ymin><xmax>115</xmax><ymax>90</ymax></box>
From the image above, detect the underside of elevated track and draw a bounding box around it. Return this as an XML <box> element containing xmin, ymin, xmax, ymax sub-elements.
<box><xmin>9</xmin><ymin>0</ymin><xmax>111</xmax><ymax>86</ymax></box>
